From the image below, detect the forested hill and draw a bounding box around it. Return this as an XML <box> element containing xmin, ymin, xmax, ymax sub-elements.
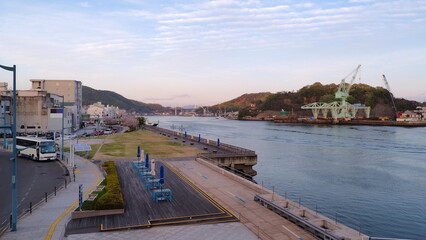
<box><xmin>82</xmin><ymin>86</ymin><xmax>166</xmax><ymax>113</ymax></box>
<box><xmin>216</xmin><ymin>82</ymin><xmax>423</xmax><ymax>117</ymax></box>
<box><xmin>209</xmin><ymin>92</ymin><xmax>272</xmax><ymax>112</ymax></box>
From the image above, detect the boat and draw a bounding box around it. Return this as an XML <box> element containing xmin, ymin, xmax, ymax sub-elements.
<box><xmin>146</xmin><ymin>121</ymin><xmax>159</xmax><ymax>127</ymax></box>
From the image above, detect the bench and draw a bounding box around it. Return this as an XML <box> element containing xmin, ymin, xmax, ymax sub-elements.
<box><xmin>145</xmin><ymin>179</ymin><xmax>162</xmax><ymax>190</ymax></box>
<box><xmin>152</xmin><ymin>189</ymin><xmax>172</xmax><ymax>202</ymax></box>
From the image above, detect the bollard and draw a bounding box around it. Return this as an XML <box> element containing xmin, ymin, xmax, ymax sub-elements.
<box><xmin>54</xmin><ymin>186</ymin><xmax>57</xmax><ymax>196</ymax></box>
<box><xmin>30</xmin><ymin>202</ymin><xmax>32</xmax><ymax>214</ymax></box>
<box><xmin>358</xmin><ymin>220</ymin><xmax>361</xmax><ymax>236</ymax></box>
<box><xmin>299</xmin><ymin>197</ymin><xmax>301</xmax><ymax>207</ymax></box>
<box><xmin>335</xmin><ymin>212</ymin><xmax>338</xmax><ymax>224</ymax></box>
<box><xmin>45</xmin><ymin>192</ymin><xmax>48</xmax><ymax>202</ymax></box>
<box><xmin>272</xmin><ymin>186</ymin><xmax>275</xmax><ymax>201</ymax></box>
<box><xmin>65</xmin><ymin>179</ymin><xmax>67</xmax><ymax>189</ymax></box>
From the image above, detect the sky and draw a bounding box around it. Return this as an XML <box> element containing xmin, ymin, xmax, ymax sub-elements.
<box><xmin>0</xmin><ymin>0</ymin><xmax>425</xmax><ymax>107</ymax></box>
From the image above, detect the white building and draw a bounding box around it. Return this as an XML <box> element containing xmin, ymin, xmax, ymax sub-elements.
<box><xmin>86</xmin><ymin>102</ymin><xmax>123</xmax><ymax>120</ymax></box>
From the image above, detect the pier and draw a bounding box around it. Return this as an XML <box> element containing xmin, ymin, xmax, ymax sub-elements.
<box><xmin>146</xmin><ymin>126</ymin><xmax>258</xmax><ymax>178</ymax></box>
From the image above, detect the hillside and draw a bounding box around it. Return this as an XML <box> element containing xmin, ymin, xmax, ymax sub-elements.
<box><xmin>210</xmin><ymin>92</ymin><xmax>272</xmax><ymax>112</ymax></box>
<box><xmin>216</xmin><ymin>82</ymin><xmax>423</xmax><ymax>118</ymax></box>
<box><xmin>82</xmin><ymin>86</ymin><xmax>167</xmax><ymax>113</ymax></box>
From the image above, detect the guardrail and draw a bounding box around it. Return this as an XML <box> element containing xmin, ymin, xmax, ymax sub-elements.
<box><xmin>148</xmin><ymin>126</ymin><xmax>256</xmax><ymax>155</ymax></box>
<box><xmin>254</xmin><ymin>194</ymin><xmax>342</xmax><ymax>240</ymax></box>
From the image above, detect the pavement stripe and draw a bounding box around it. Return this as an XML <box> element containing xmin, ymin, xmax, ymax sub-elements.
<box><xmin>281</xmin><ymin>225</ymin><xmax>301</xmax><ymax>239</ymax></box>
<box><xmin>44</xmin><ymin>157</ymin><xmax>101</xmax><ymax>240</ymax></box>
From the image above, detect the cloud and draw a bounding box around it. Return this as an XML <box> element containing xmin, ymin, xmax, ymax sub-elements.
<box><xmin>349</xmin><ymin>0</ymin><xmax>376</xmax><ymax>3</ymax></box>
<box><xmin>78</xmin><ymin>2</ymin><xmax>90</xmax><ymax>8</ymax></box>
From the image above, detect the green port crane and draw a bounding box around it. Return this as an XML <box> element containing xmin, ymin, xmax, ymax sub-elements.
<box><xmin>382</xmin><ymin>74</ymin><xmax>398</xmax><ymax>119</ymax></box>
<box><xmin>335</xmin><ymin>64</ymin><xmax>361</xmax><ymax>105</ymax></box>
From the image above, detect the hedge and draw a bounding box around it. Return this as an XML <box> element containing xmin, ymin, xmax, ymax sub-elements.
<box><xmin>94</xmin><ymin>161</ymin><xmax>124</xmax><ymax>210</ymax></box>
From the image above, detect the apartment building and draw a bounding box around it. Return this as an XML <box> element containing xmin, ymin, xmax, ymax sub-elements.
<box><xmin>30</xmin><ymin>79</ymin><xmax>82</xmax><ymax>131</ymax></box>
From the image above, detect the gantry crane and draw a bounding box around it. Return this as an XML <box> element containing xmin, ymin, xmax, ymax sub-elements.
<box><xmin>382</xmin><ymin>74</ymin><xmax>398</xmax><ymax>119</ymax></box>
<box><xmin>301</xmin><ymin>64</ymin><xmax>370</xmax><ymax>120</ymax></box>
<box><xmin>335</xmin><ymin>64</ymin><xmax>361</xmax><ymax>105</ymax></box>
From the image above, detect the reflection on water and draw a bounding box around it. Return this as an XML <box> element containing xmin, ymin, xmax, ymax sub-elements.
<box><xmin>148</xmin><ymin>116</ymin><xmax>426</xmax><ymax>238</ymax></box>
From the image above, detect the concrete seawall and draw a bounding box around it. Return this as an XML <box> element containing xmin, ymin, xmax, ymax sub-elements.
<box><xmin>146</xmin><ymin>126</ymin><xmax>258</xmax><ymax>177</ymax></box>
<box><xmin>196</xmin><ymin>157</ymin><xmax>368</xmax><ymax>240</ymax></box>
<box><xmin>147</xmin><ymin>125</ymin><xmax>369</xmax><ymax>239</ymax></box>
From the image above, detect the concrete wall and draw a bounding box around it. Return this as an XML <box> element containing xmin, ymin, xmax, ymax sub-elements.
<box><xmin>14</xmin><ymin>90</ymin><xmax>72</xmax><ymax>134</ymax></box>
<box><xmin>31</xmin><ymin>79</ymin><xmax>82</xmax><ymax>131</ymax></box>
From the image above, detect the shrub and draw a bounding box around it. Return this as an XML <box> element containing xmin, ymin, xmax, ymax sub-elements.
<box><xmin>95</xmin><ymin>193</ymin><xmax>124</xmax><ymax>210</ymax></box>
<box><xmin>94</xmin><ymin>161</ymin><xmax>124</xmax><ymax>210</ymax></box>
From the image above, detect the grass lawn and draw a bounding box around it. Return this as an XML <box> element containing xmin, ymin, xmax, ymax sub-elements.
<box><xmin>94</xmin><ymin>130</ymin><xmax>204</xmax><ymax>159</ymax></box>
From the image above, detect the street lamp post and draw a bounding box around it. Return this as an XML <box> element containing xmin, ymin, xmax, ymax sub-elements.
<box><xmin>59</xmin><ymin>95</ymin><xmax>65</xmax><ymax>161</ymax></box>
<box><xmin>0</xmin><ymin>64</ymin><xmax>18</xmax><ymax>231</ymax></box>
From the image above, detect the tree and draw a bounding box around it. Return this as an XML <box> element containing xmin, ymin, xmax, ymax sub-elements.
<box><xmin>121</xmin><ymin>116</ymin><xmax>138</xmax><ymax>130</ymax></box>
<box><xmin>137</xmin><ymin>117</ymin><xmax>146</xmax><ymax>128</ymax></box>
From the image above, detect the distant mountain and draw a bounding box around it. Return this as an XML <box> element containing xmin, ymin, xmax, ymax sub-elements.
<box><xmin>211</xmin><ymin>92</ymin><xmax>272</xmax><ymax>111</ymax></box>
<box><xmin>82</xmin><ymin>86</ymin><xmax>167</xmax><ymax>113</ymax></box>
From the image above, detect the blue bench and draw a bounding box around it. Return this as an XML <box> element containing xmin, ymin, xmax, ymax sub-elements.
<box><xmin>144</xmin><ymin>179</ymin><xmax>162</xmax><ymax>190</ymax></box>
<box><xmin>136</xmin><ymin>166</ymin><xmax>150</xmax><ymax>174</ymax></box>
<box><xmin>132</xmin><ymin>161</ymin><xmax>146</xmax><ymax>169</ymax></box>
<box><xmin>152</xmin><ymin>189</ymin><xmax>172</xmax><ymax>202</ymax></box>
<box><xmin>139</xmin><ymin>172</ymin><xmax>155</xmax><ymax>181</ymax></box>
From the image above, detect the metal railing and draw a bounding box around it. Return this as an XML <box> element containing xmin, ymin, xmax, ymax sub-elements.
<box><xmin>0</xmin><ymin>177</ymin><xmax>69</xmax><ymax>237</ymax></box>
<box><xmin>235</xmin><ymin>210</ymin><xmax>274</xmax><ymax>240</ymax></box>
<box><xmin>147</xmin><ymin>126</ymin><xmax>256</xmax><ymax>155</ymax></box>
<box><xmin>254</xmin><ymin>194</ymin><xmax>343</xmax><ymax>240</ymax></box>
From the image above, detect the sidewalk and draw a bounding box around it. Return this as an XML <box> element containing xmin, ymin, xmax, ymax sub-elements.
<box><xmin>2</xmin><ymin>154</ymin><xmax>102</xmax><ymax>240</ymax></box>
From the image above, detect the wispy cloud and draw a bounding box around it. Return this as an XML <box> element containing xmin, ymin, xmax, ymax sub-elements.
<box><xmin>1</xmin><ymin>0</ymin><xmax>425</xmax><ymax>105</ymax></box>
<box><xmin>78</xmin><ymin>2</ymin><xmax>90</xmax><ymax>8</ymax></box>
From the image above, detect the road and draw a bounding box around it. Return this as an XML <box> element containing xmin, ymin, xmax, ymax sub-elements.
<box><xmin>0</xmin><ymin>151</ymin><xmax>68</xmax><ymax>231</ymax></box>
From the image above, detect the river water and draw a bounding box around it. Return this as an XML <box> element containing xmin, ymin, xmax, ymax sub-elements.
<box><xmin>147</xmin><ymin>116</ymin><xmax>426</xmax><ymax>239</ymax></box>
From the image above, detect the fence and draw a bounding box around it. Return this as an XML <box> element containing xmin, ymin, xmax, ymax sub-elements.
<box><xmin>0</xmin><ymin>165</ymin><xmax>70</xmax><ymax>237</ymax></box>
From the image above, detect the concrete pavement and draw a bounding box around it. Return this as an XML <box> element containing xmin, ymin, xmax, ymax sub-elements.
<box><xmin>1</xmin><ymin>154</ymin><xmax>101</xmax><ymax>240</ymax></box>
<box><xmin>166</xmin><ymin>159</ymin><xmax>316</xmax><ymax>240</ymax></box>
<box><xmin>67</xmin><ymin>222</ymin><xmax>257</xmax><ymax>240</ymax></box>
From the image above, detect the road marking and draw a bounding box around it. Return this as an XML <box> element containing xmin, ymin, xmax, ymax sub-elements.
<box><xmin>281</xmin><ymin>225</ymin><xmax>301</xmax><ymax>239</ymax></box>
<box><xmin>44</xmin><ymin>157</ymin><xmax>100</xmax><ymax>240</ymax></box>
<box><xmin>226</xmin><ymin>191</ymin><xmax>245</xmax><ymax>203</ymax></box>
<box><xmin>74</xmin><ymin>170</ymin><xmax>81</xmax><ymax>173</ymax></box>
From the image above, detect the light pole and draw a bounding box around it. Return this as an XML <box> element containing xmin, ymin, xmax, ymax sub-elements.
<box><xmin>0</xmin><ymin>64</ymin><xmax>18</xmax><ymax>231</ymax></box>
<box><xmin>58</xmin><ymin>95</ymin><xmax>65</xmax><ymax>161</ymax></box>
